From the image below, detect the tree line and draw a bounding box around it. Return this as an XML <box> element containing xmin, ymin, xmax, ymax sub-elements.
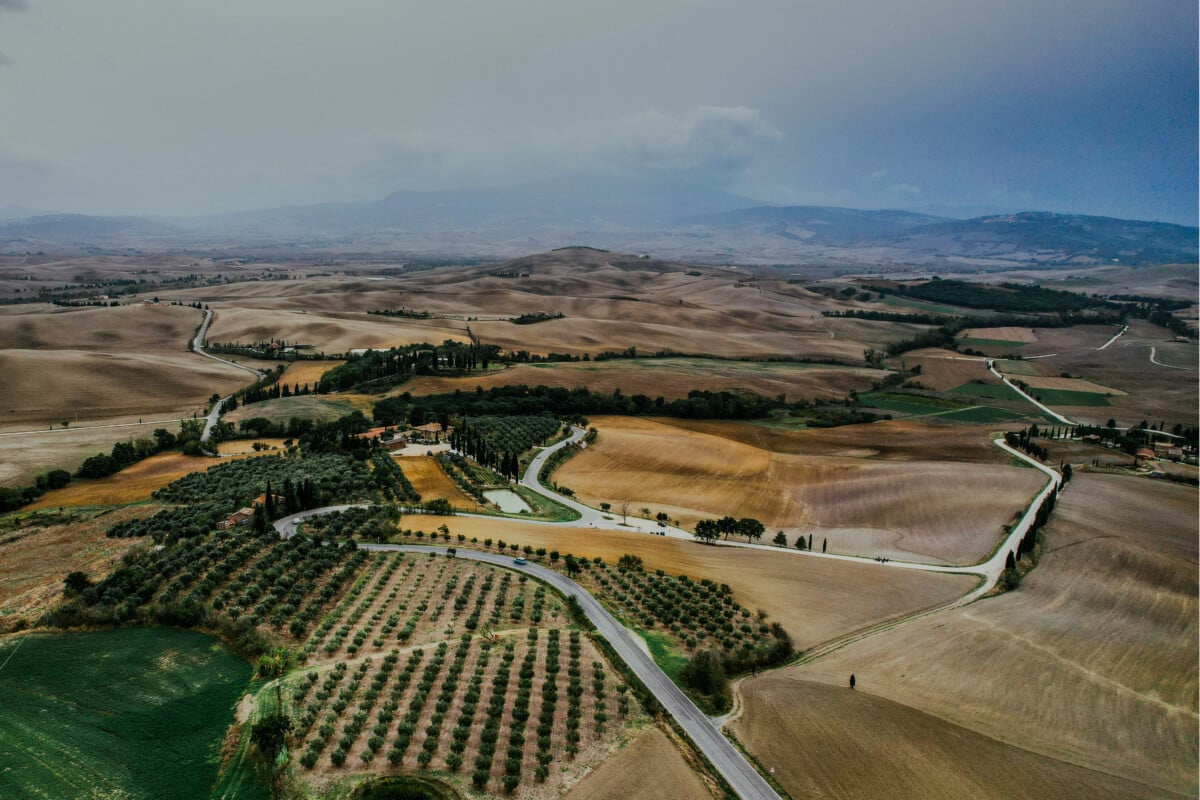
<box><xmin>866</xmin><ymin>278</ymin><xmax>1106</xmax><ymax>313</ymax></box>
<box><xmin>376</xmin><ymin>385</ymin><xmax>781</xmax><ymax>427</ymax></box>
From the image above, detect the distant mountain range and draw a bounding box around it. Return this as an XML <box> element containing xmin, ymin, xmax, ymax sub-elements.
<box><xmin>0</xmin><ymin>175</ymin><xmax>1195</xmax><ymax>267</ymax></box>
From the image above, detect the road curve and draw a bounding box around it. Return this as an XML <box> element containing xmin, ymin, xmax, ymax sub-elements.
<box><xmin>273</xmin><ymin>436</ymin><xmax>1060</xmax><ymax>800</ymax></box>
<box><xmin>190</xmin><ymin>308</ymin><xmax>265</xmax><ymax>441</ymax></box>
<box><xmin>1150</xmin><ymin>346</ymin><xmax>1195</xmax><ymax>371</ymax></box>
<box><xmin>277</xmin><ymin>426</ymin><xmax>1062</xmax><ymax>581</ymax></box>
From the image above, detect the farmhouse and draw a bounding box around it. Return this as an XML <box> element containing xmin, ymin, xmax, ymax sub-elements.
<box><xmin>411</xmin><ymin>422</ymin><xmax>451</xmax><ymax>443</ymax></box>
<box><xmin>216</xmin><ymin>507</ymin><xmax>255</xmax><ymax>530</ymax></box>
<box><xmin>1154</xmin><ymin>442</ymin><xmax>1185</xmax><ymax>460</ymax></box>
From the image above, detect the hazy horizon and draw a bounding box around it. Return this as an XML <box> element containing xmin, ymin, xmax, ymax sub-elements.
<box><xmin>0</xmin><ymin>1</ymin><xmax>1196</xmax><ymax>225</ymax></box>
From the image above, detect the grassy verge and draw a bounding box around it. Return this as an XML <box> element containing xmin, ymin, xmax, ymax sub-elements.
<box><xmin>211</xmin><ymin>678</ymin><xmax>271</xmax><ymax>800</ymax></box>
<box><xmin>510</xmin><ymin>484</ymin><xmax>581</xmax><ymax>521</ymax></box>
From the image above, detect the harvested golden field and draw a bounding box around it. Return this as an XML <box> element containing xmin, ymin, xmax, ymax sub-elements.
<box><xmin>731</xmin><ymin>678</ymin><xmax>1161</xmax><ymax>800</ymax></box>
<box><xmin>403</xmin><ymin>359</ymin><xmax>887</xmax><ymax>402</ymax></box>
<box><xmin>23</xmin><ymin>448</ymin><xmax>275</xmax><ymax>509</ymax></box>
<box><xmin>784</xmin><ymin>472</ymin><xmax>1198</xmax><ymax>796</ymax></box>
<box><xmin>889</xmin><ymin>348</ymin><xmax>994</xmax><ymax>390</ymax></box>
<box><xmin>564</xmin><ymin>725</ymin><xmax>713</xmax><ymax>800</ymax></box>
<box><xmin>279</xmin><ymin>359</ymin><xmax>342</xmax><ymax>387</ymax></box>
<box><xmin>0</xmin><ymin>349</ymin><xmax>248</xmax><ymax>424</ymax></box>
<box><xmin>216</xmin><ymin>437</ymin><xmax>288</xmax><ymax>455</ymax></box>
<box><xmin>961</xmin><ymin>326</ymin><xmax>1038</xmax><ymax>343</ymax></box>
<box><xmin>1026</xmin><ymin>324</ymin><xmax>1121</xmax><ymax>353</ymax></box>
<box><xmin>397</xmin><ymin>455</ymin><xmax>482</xmax><ymax>510</ymax></box>
<box><xmin>394</xmin><ymin>516</ymin><xmax>974</xmax><ymax>648</ymax></box>
<box><xmin>0</xmin><ymin>303</ymin><xmax>249</xmax><ymax>424</ymax></box>
<box><xmin>0</xmin><ymin>417</ymin><xmax>193</xmax><ymax>487</ymax></box>
<box><xmin>0</xmin><ymin>302</ymin><xmax>201</xmax><ymax>352</ymax></box>
<box><xmin>554</xmin><ymin>417</ymin><xmax>1043</xmax><ymax>564</ymax></box>
<box><xmin>1018</xmin><ymin>375</ymin><xmax>1124</xmax><ymax>394</ymax></box>
<box><xmin>0</xmin><ymin>507</ymin><xmax>148</xmax><ymax>630</ymax></box>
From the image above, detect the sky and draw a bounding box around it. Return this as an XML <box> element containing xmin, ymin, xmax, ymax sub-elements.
<box><xmin>0</xmin><ymin>0</ymin><xmax>1196</xmax><ymax>224</ymax></box>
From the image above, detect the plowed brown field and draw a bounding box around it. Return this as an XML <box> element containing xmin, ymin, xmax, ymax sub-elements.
<box><xmin>766</xmin><ymin>472</ymin><xmax>1198</xmax><ymax>796</ymax></box>
<box><xmin>564</xmin><ymin>725</ymin><xmax>713</xmax><ymax>800</ymax></box>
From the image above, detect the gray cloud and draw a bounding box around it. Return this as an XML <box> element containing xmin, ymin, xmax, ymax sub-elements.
<box><xmin>0</xmin><ymin>52</ymin><xmax>12</xmax><ymax>67</ymax></box>
<box><xmin>345</xmin><ymin>107</ymin><xmax>781</xmax><ymax>198</ymax></box>
<box><xmin>0</xmin><ymin>0</ymin><xmax>1192</xmax><ymax>222</ymax></box>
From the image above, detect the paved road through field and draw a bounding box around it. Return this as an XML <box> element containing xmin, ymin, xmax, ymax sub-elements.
<box><xmin>275</xmin><ymin>430</ymin><xmax>1061</xmax><ymax>800</ymax></box>
<box><xmin>272</xmin><ymin>526</ymin><xmax>782</xmax><ymax>800</ymax></box>
<box><xmin>191</xmin><ymin>308</ymin><xmax>264</xmax><ymax>442</ymax></box>
<box><xmin>987</xmin><ymin>360</ymin><xmax>1075</xmax><ymax>425</ymax></box>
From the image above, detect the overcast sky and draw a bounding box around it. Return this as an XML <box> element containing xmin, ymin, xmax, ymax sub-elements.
<box><xmin>0</xmin><ymin>0</ymin><xmax>1195</xmax><ymax>223</ymax></box>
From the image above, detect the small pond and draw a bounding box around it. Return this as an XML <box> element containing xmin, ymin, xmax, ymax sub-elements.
<box><xmin>483</xmin><ymin>488</ymin><xmax>532</xmax><ymax>513</ymax></box>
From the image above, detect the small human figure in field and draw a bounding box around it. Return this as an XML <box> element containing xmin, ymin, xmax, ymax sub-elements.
<box><xmin>849</xmin><ymin>674</ymin><xmax>856</xmax><ymax>689</ymax></box>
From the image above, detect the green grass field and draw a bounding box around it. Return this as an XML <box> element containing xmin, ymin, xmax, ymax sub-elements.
<box><xmin>226</xmin><ymin>395</ymin><xmax>358</xmax><ymax>425</ymax></box>
<box><xmin>0</xmin><ymin>627</ymin><xmax>254</xmax><ymax>800</ymax></box>
<box><xmin>860</xmin><ymin>392</ymin><xmax>965</xmax><ymax>416</ymax></box>
<box><xmin>935</xmin><ymin>406</ymin><xmax>1030</xmax><ymax>422</ymax></box>
<box><xmin>861</xmin><ymin>390</ymin><xmax>1033</xmax><ymax>423</ymax></box>
<box><xmin>994</xmin><ymin>359</ymin><xmax>1039</xmax><ymax>376</ymax></box>
<box><xmin>950</xmin><ymin>382</ymin><xmax>1025</xmax><ymax>402</ymax></box>
<box><xmin>1026</xmin><ymin>388</ymin><xmax>1111</xmax><ymax>407</ymax></box>
<box><xmin>878</xmin><ymin>295</ymin><xmax>966</xmax><ymax>315</ymax></box>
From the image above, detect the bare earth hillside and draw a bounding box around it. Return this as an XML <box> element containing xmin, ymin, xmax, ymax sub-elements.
<box><xmin>757</xmin><ymin>472</ymin><xmax>1198</xmax><ymax>796</ymax></box>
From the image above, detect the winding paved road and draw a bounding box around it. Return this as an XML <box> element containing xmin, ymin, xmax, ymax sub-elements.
<box><xmin>274</xmin><ymin>430</ymin><xmax>1062</xmax><ymax>800</ymax></box>
<box><xmin>190</xmin><ymin>308</ymin><xmax>265</xmax><ymax>442</ymax></box>
<box><xmin>1150</xmin><ymin>345</ymin><xmax>1195</xmax><ymax>371</ymax></box>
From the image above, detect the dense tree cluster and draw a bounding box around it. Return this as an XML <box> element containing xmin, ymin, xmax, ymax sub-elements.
<box><xmin>379</xmin><ymin>385</ymin><xmax>781</xmax><ymax>425</ymax></box>
<box><xmin>152</xmin><ymin>453</ymin><xmax>378</xmax><ymax>512</ymax></box>
<box><xmin>318</xmin><ymin>341</ymin><xmax>501</xmax><ymax>394</ymax></box>
<box><xmin>1004</xmin><ymin>426</ymin><xmax>1049</xmax><ymax>461</ymax></box>
<box><xmin>297</xmin><ymin>411</ymin><xmax>375</xmax><ymax>456</ymax></box>
<box><xmin>369</xmin><ymin>452</ymin><xmax>421</xmax><ymax>503</ymax></box>
<box><xmin>692</xmin><ymin>516</ymin><xmax>766</xmax><ymax>544</ymax></box>
<box><xmin>449</xmin><ymin>416</ymin><xmax>562</xmax><ymax>478</ymax></box>
<box><xmin>0</xmin><ymin>467</ymin><xmax>72</xmax><ymax>512</ymax></box>
<box><xmin>867</xmin><ymin>278</ymin><xmax>1104</xmax><ymax>313</ymax></box>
